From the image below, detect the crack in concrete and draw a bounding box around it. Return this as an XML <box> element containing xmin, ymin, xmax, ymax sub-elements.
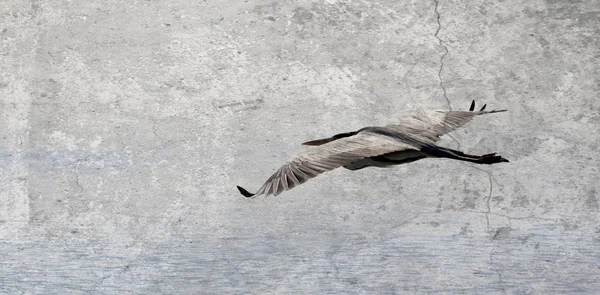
<box><xmin>91</xmin><ymin>274</ymin><xmax>111</xmax><ymax>294</ymax></box>
<box><xmin>151</xmin><ymin>120</ymin><xmax>165</xmax><ymax>141</ymax></box>
<box><xmin>402</xmin><ymin>62</ymin><xmax>418</xmax><ymax>104</ymax></box>
<box><xmin>463</xmin><ymin>210</ymin><xmax>556</xmax><ymax>223</ymax></box>
<box><xmin>432</xmin><ymin>0</ymin><xmax>462</xmax><ymax>149</ymax></box>
<box><xmin>488</xmin><ymin>246</ymin><xmax>507</xmax><ymax>294</ymax></box>
<box><xmin>401</xmin><ymin>62</ymin><xmax>424</xmax><ymax>113</ymax></box>
<box><xmin>65</xmin><ymin>157</ymin><xmax>91</xmax><ymax>218</ymax></box>
<box><xmin>462</xmin><ymin>167</ymin><xmax>557</xmax><ymax>231</ymax></box>
<box><xmin>402</xmin><ymin>61</ymin><xmax>461</xmax><ymax>149</ymax></box>
<box><xmin>392</xmin><ymin>213</ymin><xmax>423</xmax><ymax>230</ymax></box>
<box><xmin>63</xmin><ymin>159</ymin><xmax>83</xmax><ymax>218</ymax></box>
<box><xmin>433</xmin><ymin>0</ymin><xmax>451</xmax><ymax>111</ymax></box>
<box><xmin>468</xmin><ymin>166</ymin><xmax>494</xmax><ymax>231</ymax></box>
<box><xmin>484</xmin><ymin>171</ymin><xmax>493</xmax><ymax>232</ymax></box>
<box><xmin>90</xmin><ymin>261</ymin><xmax>136</xmax><ymax>294</ymax></box>
<box><xmin>111</xmin><ymin>193</ymin><xmax>187</xmax><ymax>289</ymax></box>
<box><xmin>74</xmin><ymin>159</ymin><xmax>84</xmax><ymax>195</ymax></box>
<box><xmin>448</xmin><ymin>133</ymin><xmax>461</xmax><ymax>150</ymax></box>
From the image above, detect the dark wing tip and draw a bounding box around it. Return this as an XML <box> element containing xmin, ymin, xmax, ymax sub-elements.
<box><xmin>469</xmin><ymin>100</ymin><xmax>475</xmax><ymax>111</ymax></box>
<box><xmin>480</xmin><ymin>104</ymin><xmax>487</xmax><ymax>111</ymax></box>
<box><xmin>236</xmin><ymin>185</ymin><xmax>255</xmax><ymax>198</ymax></box>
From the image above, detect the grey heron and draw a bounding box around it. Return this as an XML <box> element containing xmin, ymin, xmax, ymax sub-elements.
<box><xmin>237</xmin><ymin>100</ymin><xmax>509</xmax><ymax>197</ymax></box>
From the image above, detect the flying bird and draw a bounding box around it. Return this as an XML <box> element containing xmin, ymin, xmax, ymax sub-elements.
<box><xmin>237</xmin><ymin>100</ymin><xmax>509</xmax><ymax>197</ymax></box>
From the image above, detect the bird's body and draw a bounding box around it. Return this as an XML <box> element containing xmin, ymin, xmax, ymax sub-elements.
<box><xmin>237</xmin><ymin>100</ymin><xmax>509</xmax><ymax>197</ymax></box>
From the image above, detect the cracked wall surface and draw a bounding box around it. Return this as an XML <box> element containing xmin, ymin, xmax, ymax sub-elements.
<box><xmin>1</xmin><ymin>0</ymin><xmax>599</xmax><ymax>293</ymax></box>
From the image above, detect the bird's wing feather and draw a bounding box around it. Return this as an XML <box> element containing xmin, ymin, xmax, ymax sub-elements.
<box><xmin>385</xmin><ymin>109</ymin><xmax>506</xmax><ymax>143</ymax></box>
<box><xmin>253</xmin><ymin>131</ymin><xmax>417</xmax><ymax>196</ymax></box>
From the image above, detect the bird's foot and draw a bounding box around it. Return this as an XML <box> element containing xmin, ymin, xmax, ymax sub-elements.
<box><xmin>478</xmin><ymin>153</ymin><xmax>509</xmax><ymax>164</ymax></box>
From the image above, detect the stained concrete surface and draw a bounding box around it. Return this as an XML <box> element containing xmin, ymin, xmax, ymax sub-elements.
<box><xmin>1</xmin><ymin>0</ymin><xmax>599</xmax><ymax>293</ymax></box>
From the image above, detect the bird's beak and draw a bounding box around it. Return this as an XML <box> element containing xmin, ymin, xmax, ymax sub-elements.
<box><xmin>301</xmin><ymin>139</ymin><xmax>331</xmax><ymax>146</ymax></box>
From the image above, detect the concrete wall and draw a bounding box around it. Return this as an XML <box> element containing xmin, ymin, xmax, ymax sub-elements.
<box><xmin>1</xmin><ymin>0</ymin><xmax>598</xmax><ymax>293</ymax></box>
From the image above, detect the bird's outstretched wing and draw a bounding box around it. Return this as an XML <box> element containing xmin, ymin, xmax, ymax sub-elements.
<box><xmin>237</xmin><ymin>130</ymin><xmax>418</xmax><ymax>197</ymax></box>
<box><xmin>385</xmin><ymin>100</ymin><xmax>506</xmax><ymax>143</ymax></box>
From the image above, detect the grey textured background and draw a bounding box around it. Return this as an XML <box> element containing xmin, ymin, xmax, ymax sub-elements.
<box><xmin>1</xmin><ymin>0</ymin><xmax>599</xmax><ymax>294</ymax></box>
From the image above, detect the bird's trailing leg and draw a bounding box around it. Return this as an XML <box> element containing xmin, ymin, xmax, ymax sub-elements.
<box><xmin>421</xmin><ymin>145</ymin><xmax>509</xmax><ymax>165</ymax></box>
